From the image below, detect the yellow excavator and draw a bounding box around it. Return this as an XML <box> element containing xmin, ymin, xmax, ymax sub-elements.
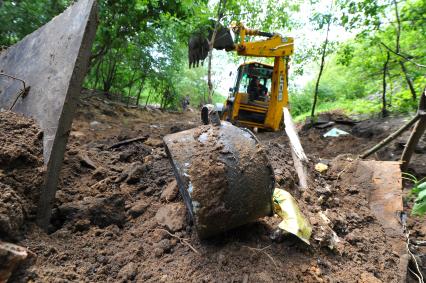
<box><xmin>164</xmin><ymin>22</ymin><xmax>303</xmax><ymax>239</ymax></box>
<box><xmin>195</xmin><ymin>22</ymin><xmax>294</xmax><ymax>131</ymax></box>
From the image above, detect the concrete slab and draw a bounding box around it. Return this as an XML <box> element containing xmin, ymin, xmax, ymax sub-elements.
<box><xmin>0</xmin><ymin>0</ymin><xmax>98</xmax><ymax>228</ymax></box>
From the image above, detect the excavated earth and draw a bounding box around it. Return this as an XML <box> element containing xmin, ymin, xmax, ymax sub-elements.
<box><xmin>2</xmin><ymin>93</ymin><xmax>425</xmax><ymax>282</ymax></box>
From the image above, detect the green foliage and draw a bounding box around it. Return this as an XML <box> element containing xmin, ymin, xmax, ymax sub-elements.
<box><xmin>1</xmin><ymin>0</ymin><xmax>425</xmax><ymax>113</ymax></box>
<box><xmin>0</xmin><ymin>0</ymin><xmax>70</xmax><ymax>46</ymax></box>
<box><xmin>291</xmin><ymin>0</ymin><xmax>426</xmax><ymax>119</ymax></box>
<box><xmin>402</xmin><ymin>173</ymin><xmax>426</xmax><ymax>216</ymax></box>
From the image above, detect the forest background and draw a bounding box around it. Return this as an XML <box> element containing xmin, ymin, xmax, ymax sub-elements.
<box><xmin>1</xmin><ymin>0</ymin><xmax>425</xmax><ymax>120</ymax></box>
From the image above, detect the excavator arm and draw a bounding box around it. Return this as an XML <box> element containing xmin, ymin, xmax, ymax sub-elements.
<box><xmin>230</xmin><ymin>22</ymin><xmax>294</xmax><ymax>58</ymax></box>
<box><xmin>188</xmin><ymin>22</ymin><xmax>294</xmax><ymax>67</ymax></box>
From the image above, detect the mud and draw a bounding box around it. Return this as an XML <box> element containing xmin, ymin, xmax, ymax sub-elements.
<box><xmin>4</xmin><ymin>94</ymin><xmax>425</xmax><ymax>282</ymax></box>
<box><xmin>188</xmin><ymin>126</ymin><xmax>230</xmax><ymax>237</ymax></box>
<box><xmin>0</xmin><ymin>111</ymin><xmax>45</xmax><ymax>241</ymax></box>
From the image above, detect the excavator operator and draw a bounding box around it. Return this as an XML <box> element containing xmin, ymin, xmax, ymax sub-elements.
<box><xmin>248</xmin><ymin>77</ymin><xmax>268</xmax><ymax>101</ymax></box>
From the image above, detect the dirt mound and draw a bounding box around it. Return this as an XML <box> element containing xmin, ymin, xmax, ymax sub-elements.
<box><xmin>6</xmin><ymin>98</ymin><xmax>422</xmax><ymax>282</ymax></box>
<box><xmin>0</xmin><ymin>111</ymin><xmax>45</xmax><ymax>241</ymax></box>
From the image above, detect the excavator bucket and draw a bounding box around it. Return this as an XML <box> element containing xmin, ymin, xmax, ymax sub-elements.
<box><xmin>163</xmin><ymin>122</ymin><xmax>275</xmax><ymax>239</ymax></box>
<box><xmin>188</xmin><ymin>20</ymin><xmax>234</xmax><ymax>68</ymax></box>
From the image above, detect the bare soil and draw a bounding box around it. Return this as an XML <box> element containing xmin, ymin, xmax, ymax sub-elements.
<box><xmin>2</xmin><ymin>94</ymin><xmax>425</xmax><ymax>282</ymax></box>
<box><xmin>0</xmin><ymin>111</ymin><xmax>45</xmax><ymax>242</ymax></box>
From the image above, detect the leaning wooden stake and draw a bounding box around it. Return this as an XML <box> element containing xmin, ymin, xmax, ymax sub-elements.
<box><xmin>400</xmin><ymin>89</ymin><xmax>426</xmax><ymax>171</ymax></box>
<box><xmin>283</xmin><ymin>107</ymin><xmax>308</xmax><ymax>189</ymax></box>
<box><xmin>360</xmin><ymin>114</ymin><xmax>420</xmax><ymax>159</ymax></box>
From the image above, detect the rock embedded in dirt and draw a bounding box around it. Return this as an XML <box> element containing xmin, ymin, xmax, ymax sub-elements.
<box><xmin>117</xmin><ymin>262</ymin><xmax>137</xmax><ymax>281</ymax></box>
<box><xmin>124</xmin><ymin>161</ymin><xmax>148</xmax><ymax>184</ymax></box>
<box><xmin>128</xmin><ymin>199</ymin><xmax>148</xmax><ymax>218</ymax></box>
<box><xmin>92</xmin><ymin>167</ymin><xmax>108</xmax><ymax>181</ymax></box>
<box><xmin>0</xmin><ymin>241</ymin><xmax>31</xmax><ymax>282</ymax></box>
<box><xmin>144</xmin><ymin>138</ymin><xmax>163</xmax><ymax>148</ymax></box>
<box><xmin>155</xmin><ymin>239</ymin><xmax>172</xmax><ymax>254</ymax></box>
<box><xmin>78</xmin><ymin>152</ymin><xmax>97</xmax><ymax>169</ymax></box>
<box><xmin>0</xmin><ymin>184</ymin><xmax>25</xmax><ymax>241</ymax></box>
<box><xmin>56</xmin><ymin>194</ymin><xmax>127</xmax><ymax>229</ymax></box>
<box><xmin>155</xmin><ymin>203</ymin><xmax>187</xmax><ymax>232</ymax></box>
<box><xmin>88</xmin><ymin>194</ymin><xmax>126</xmax><ymax>228</ymax></box>
<box><xmin>160</xmin><ymin>180</ymin><xmax>179</xmax><ymax>202</ymax></box>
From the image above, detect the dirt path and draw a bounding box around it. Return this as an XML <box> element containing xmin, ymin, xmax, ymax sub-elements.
<box><xmin>3</xmin><ymin>95</ymin><xmax>425</xmax><ymax>282</ymax></box>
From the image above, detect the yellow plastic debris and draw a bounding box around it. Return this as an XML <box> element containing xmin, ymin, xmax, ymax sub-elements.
<box><xmin>315</xmin><ymin>163</ymin><xmax>328</xmax><ymax>173</ymax></box>
<box><xmin>273</xmin><ymin>188</ymin><xmax>312</xmax><ymax>245</ymax></box>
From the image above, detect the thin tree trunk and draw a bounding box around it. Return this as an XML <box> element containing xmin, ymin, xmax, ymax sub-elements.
<box><xmin>93</xmin><ymin>59</ymin><xmax>102</xmax><ymax>89</ymax></box>
<box><xmin>145</xmin><ymin>90</ymin><xmax>152</xmax><ymax>107</ymax></box>
<box><xmin>393</xmin><ymin>0</ymin><xmax>417</xmax><ymax>101</ymax></box>
<box><xmin>400</xmin><ymin>61</ymin><xmax>417</xmax><ymax>101</ymax></box>
<box><xmin>311</xmin><ymin>7</ymin><xmax>332</xmax><ymax>118</ymax></box>
<box><xmin>388</xmin><ymin>71</ymin><xmax>394</xmax><ymax>107</ymax></box>
<box><xmin>382</xmin><ymin>51</ymin><xmax>390</xmax><ymax>117</ymax></box>
<box><xmin>207</xmin><ymin>0</ymin><xmax>226</xmax><ymax>104</ymax></box>
<box><xmin>136</xmin><ymin>81</ymin><xmax>144</xmax><ymax>107</ymax></box>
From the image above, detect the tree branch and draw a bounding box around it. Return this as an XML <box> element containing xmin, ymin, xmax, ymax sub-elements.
<box><xmin>380</xmin><ymin>42</ymin><xmax>426</xmax><ymax>68</ymax></box>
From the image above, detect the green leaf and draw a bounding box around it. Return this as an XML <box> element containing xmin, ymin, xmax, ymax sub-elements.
<box><xmin>417</xmin><ymin>188</ymin><xmax>426</xmax><ymax>201</ymax></box>
<box><xmin>417</xmin><ymin>182</ymin><xmax>426</xmax><ymax>191</ymax></box>
<box><xmin>412</xmin><ymin>200</ymin><xmax>426</xmax><ymax>216</ymax></box>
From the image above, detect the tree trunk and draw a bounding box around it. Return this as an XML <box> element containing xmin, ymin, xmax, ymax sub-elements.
<box><xmin>382</xmin><ymin>51</ymin><xmax>390</xmax><ymax>117</ymax></box>
<box><xmin>400</xmin><ymin>61</ymin><xmax>417</xmax><ymax>101</ymax></box>
<box><xmin>207</xmin><ymin>0</ymin><xmax>227</xmax><ymax>104</ymax></box>
<box><xmin>103</xmin><ymin>55</ymin><xmax>118</xmax><ymax>93</ymax></box>
<box><xmin>92</xmin><ymin>59</ymin><xmax>102</xmax><ymax>90</ymax></box>
<box><xmin>145</xmin><ymin>90</ymin><xmax>152</xmax><ymax>107</ymax></box>
<box><xmin>393</xmin><ymin>0</ymin><xmax>417</xmax><ymax>101</ymax></box>
<box><xmin>135</xmin><ymin>81</ymin><xmax>144</xmax><ymax>107</ymax></box>
<box><xmin>311</xmin><ymin>9</ymin><xmax>332</xmax><ymax>118</ymax></box>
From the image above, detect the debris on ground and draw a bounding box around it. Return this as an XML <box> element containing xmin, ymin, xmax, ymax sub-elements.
<box><xmin>0</xmin><ymin>241</ymin><xmax>33</xmax><ymax>282</ymax></box>
<box><xmin>314</xmin><ymin>163</ymin><xmax>328</xmax><ymax>173</ymax></box>
<box><xmin>2</xmin><ymin>93</ymin><xmax>425</xmax><ymax>282</ymax></box>
<box><xmin>272</xmin><ymin>188</ymin><xmax>312</xmax><ymax>244</ymax></box>
<box><xmin>323</xmin><ymin>127</ymin><xmax>350</xmax><ymax>137</ymax></box>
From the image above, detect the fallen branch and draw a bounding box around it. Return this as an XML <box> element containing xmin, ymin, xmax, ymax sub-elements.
<box><xmin>242</xmin><ymin>245</ymin><xmax>278</xmax><ymax>268</ymax></box>
<box><xmin>360</xmin><ymin>114</ymin><xmax>420</xmax><ymax>159</ymax></box>
<box><xmin>108</xmin><ymin>135</ymin><xmax>148</xmax><ymax>149</ymax></box>
<box><xmin>154</xmin><ymin>228</ymin><xmax>199</xmax><ymax>254</ymax></box>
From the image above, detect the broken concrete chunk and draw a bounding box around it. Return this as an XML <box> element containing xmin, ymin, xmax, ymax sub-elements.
<box><xmin>160</xmin><ymin>180</ymin><xmax>179</xmax><ymax>202</ymax></box>
<box><xmin>155</xmin><ymin>203</ymin><xmax>187</xmax><ymax>232</ymax></box>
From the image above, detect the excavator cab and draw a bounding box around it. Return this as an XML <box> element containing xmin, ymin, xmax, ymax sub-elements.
<box><xmin>221</xmin><ymin>54</ymin><xmax>289</xmax><ymax>132</ymax></box>
<box><xmin>223</xmin><ymin>62</ymin><xmax>274</xmax><ymax>128</ymax></box>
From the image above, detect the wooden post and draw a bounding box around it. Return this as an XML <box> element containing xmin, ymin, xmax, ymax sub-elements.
<box><xmin>400</xmin><ymin>89</ymin><xmax>426</xmax><ymax>171</ymax></box>
<box><xmin>283</xmin><ymin>107</ymin><xmax>309</xmax><ymax>189</ymax></box>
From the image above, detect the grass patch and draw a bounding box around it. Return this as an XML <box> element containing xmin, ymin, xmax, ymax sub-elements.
<box><xmin>291</xmin><ymin>98</ymin><xmax>381</xmax><ymax>122</ymax></box>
